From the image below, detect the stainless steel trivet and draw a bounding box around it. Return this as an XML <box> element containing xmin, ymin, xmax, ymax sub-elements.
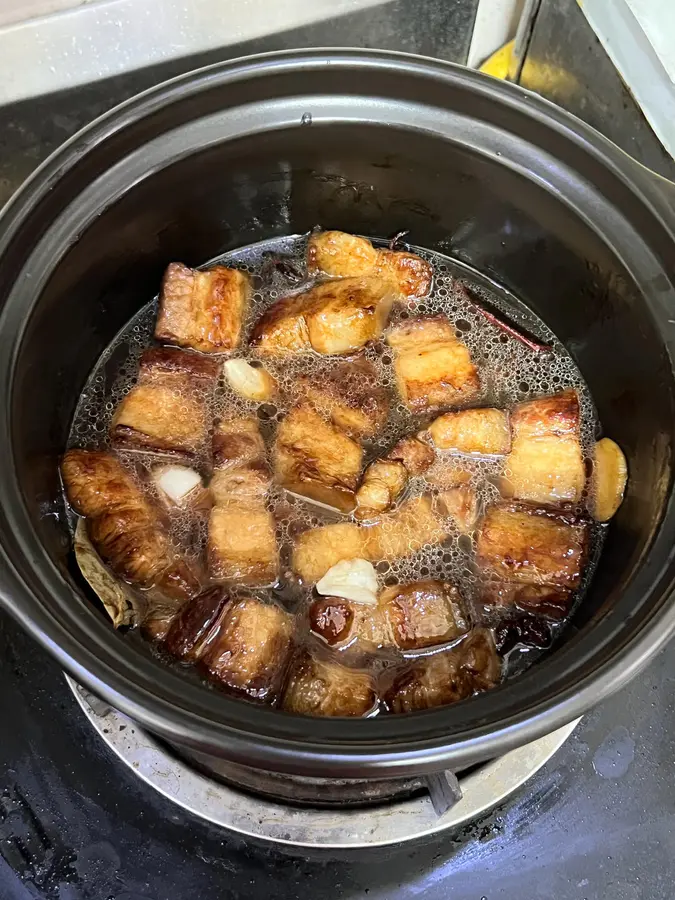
<box><xmin>67</xmin><ymin>675</ymin><xmax>579</xmax><ymax>849</ymax></box>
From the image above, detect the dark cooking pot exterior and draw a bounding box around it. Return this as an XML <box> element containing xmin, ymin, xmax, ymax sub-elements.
<box><xmin>1</xmin><ymin>50</ymin><xmax>675</xmax><ymax>778</ymax></box>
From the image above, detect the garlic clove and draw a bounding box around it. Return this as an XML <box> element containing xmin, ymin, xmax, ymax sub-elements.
<box><xmin>316</xmin><ymin>558</ymin><xmax>378</xmax><ymax>606</ymax></box>
<box><xmin>223</xmin><ymin>359</ymin><xmax>277</xmax><ymax>402</ymax></box>
<box><xmin>153</xmin><ymin>464</ymin><xmax>203</xmax><ymax>507</ymax></box>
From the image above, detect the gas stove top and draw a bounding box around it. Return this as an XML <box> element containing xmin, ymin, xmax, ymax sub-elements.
<box><xmin>2</xmin><ymin>610</ymin><xmax>674</xmax><ymax>899</ymax></box>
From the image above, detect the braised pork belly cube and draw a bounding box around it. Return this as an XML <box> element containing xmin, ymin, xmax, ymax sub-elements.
<box><xmin>307</xmin><ymin>229</ymin><xmax>433</xmax><ymax>300</ymax></box>
<box><xmin>309</xmin><ymin>596</ymin><xmax>389</xmax><ymax>649</ymax></box>
<box><xmin>294</xmin><ymin>358</ymin><xmax>389</xmax><ymax>440</ymax></box>
<box><xmin>387</xmin><ymin>435</ymin><xmax>436</xmax><ymax>475</ymax></box>
<box><xmin>355</xmin><ymin>459</ymin><xmax>408</xmax><ymax>520</ymax></box>
<box><xmin>379</xmin><ymin>580</ymin><xmax>469</xmax><ymax>650</ymax></box>
<box><xmin>428</xmin><ymin>408</ymin><xmax>510</xmax><ymax>455</ymax></box>
<box><xmin>208</xmin><ymin>505</ymin><xmax>279</xmax><ymax>586</ymax></box>
<box><xmin>274</xmin><ymin>405</ymin><xmax>364</xmax><ymax>512</ymax></box>
<box><xmin>251</xmin><ymin>277</ymin><xmax>395</xmax><ymax>356</ymax></box>
<box><xmin>155</xmin><ymin>262</ymin><xmax>251</xmax><ymax>352</ymax></box>
<box><xmin>504</xmin><ymin>390</ymin><xmax>585</xmax><ymax>505</ymax></box>
<box><xmin>292</xmin><ymin>495</ymin><xmax>451</xmax><ymax>583</ymax></box>
<box><xmin>110</xmin><ymin>348</ymin><xmax>219</xmax><ymax>461</ymax></box>
<box><xmin>200</xmin><ymin>597</ymin><xmax>294</xmax><ymax>702</ymax></box>
<box><xmin>208</xmin><ymin>417</ymin><xmax>278</xmax><ymax>586</ymax></box>
<box><xmin>210</xmin><ymin>416</ymin><xmax>271</xmax><ymax>504</ymax></box>
<box><xmin>62</xmin><ymin>450</ymin><xmax>200</xmax><ymax>639</ymax></box>
<box><xmin>435</xmin><ymin>485</ymin><xmax>479</xmax><ymax>532</ymax></box>
<box><xmin>282</xmin><ymin>650</ymin><xmax>377</xmax><ymax>717</ymax></box>
<box><xmin>366</xmin><ymin>495</ymin><xmax>451</xmax><ymax>562</ymax></box>
<box><xmin>385</xmin><ymin>629</ymin><xmax>501</xmax><ymax>713</ymax></box>
<box><xmin>62</xmin><ymin>449</ymin><xmax>198</xmax><ymax>595</ymax></box>
<box><xmin>479</xmin><ymin>581</ymin><xmax>573</xmax><ymax>621</ymax></box>
<box><xmin>476</xmin><ymin>504</ymin><xmax>588</xmax><ymax>588</ymax></box>
<box><xmin>386</xmin><ymin>317</ymin><xmax>481</xmax><ymax>412</ymax></box>
<box><xmin>311</xmin><ymin>578</ymin><xmax>469</xmax><ymax>653</ymax></box>
<box><xmin>355</xmin><ymin>436</ymin><xmax>435</xmax><ymax>520</ymax></box>
<box><xmin>292</xmin><ymin>522</ymin><xmax>367</xmax><ymax>584</ymax></box>
<box><xmin>164</xmin><ymin>586</ymin><xmax>230</xmax><ymax>661</ymax></box>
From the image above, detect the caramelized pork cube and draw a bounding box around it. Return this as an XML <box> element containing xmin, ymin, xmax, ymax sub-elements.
<box><xmin>355</xmin><ymin>459</ymin><xmax>408</xmax><ymax>520</ymax></box>
<box><xmin>480</xmin><ymin>581</ymin><xmax>573</xmax><ymax>621</ymax></box>
<box><xmin>307</xmin><ymin>230</ymin><xmax>433</xmax><ymax>300</ymax></box>
<box><xmin>355</xmin><ymin>436</ymin><xmax>435</xmax><ymax>520</ymax></box>
<box><xmin>428</xmin><ymin>408</ymin><xmax>510</xmax><ymax>455</ymax></box>
<box><xmin>282</xmin><ymin>651</ymin><xmax>377</xmax><ymax>717</ymax></box>
<box><xmin>164</xmin><ymin>586</ymin><xmax>230</xmax><ymax>661</ymax></box>
<box><xmin>155</xmin><ymin>262</ymin><xmax>250</xmax><ymax>352</ymax></box>
<box><xmin>274</xmin><ymin>405</ymin><xmax>363</xmax><ymax>512</ymax></box>
<box><xmin>366</xmin><ymin>495</ymin><xmax>451</xmax><ymax>562</ymax></box>
<box><xmin>62</xmin><ymin>450</ymin><xmax>200</xmax><ymax>620</ymax></box>
<box><xmin>504</xmin><ymin>390</ymin><xmax>585</xmax><ymax>505</ymax></box>
<box><xmin>208</xmin><ymin>504</ymin><xmax>279</xmax><ymax>586</ymax></box>
<box><xmin>292</xmin><ymin>522</ymin><xmax>367</xmax><ymax>584</ymax></box>
<box><xmin>201</xmin><ymin>598</ymin><xmax>294</xmax><ymax>702</ymax></box>
<box><xmin>380</xmin><ymin>580</ymin><xmax>469</xmax><ymax>650</ymax></box>
<box><xmin>294</xmin><ymin>358</ymin><xmax>389</xmax><ymax>439</ymax></box>
<box><xmin>386</xmin><ymin>317</ymin><xmax>480</xmax><ymax>412</ymax></box>
<box><xmin>387</xmin><ymin>435</ymin><xmax>436</xmax><ymax>475</ymax></box>
<box><xmin>591</xmin><ymin>437</ymin><xmax>628</xmax><ymax>522</ymax></box>
<box><xmin>210</xmin><ymin>416</ymin><xmax>271</xmax><ymax>503</ymax></box>
<box><xmin>476</xmin><ymin>504</ymin><xmax>588</xmax><ymax>588</ymax></box>
<box><xmin>110</xmin><ymin>348</ymin><xmax>219</xmax><ymax>460</ymax></box>
<box><xmin>309</xmin><ymin>597</ymin><xmax>389</xmax><ymax>648</ymax></box>
<box><xmin>251</xmin><ymin>277</ymin><xmax>394</xmax><ymax>356</ymax></box>
<box><xmin>436</xmin><ymin>485</ymin><xmax>479</xmax><ymax>532</ymax></box>
<box><xmin>385</xmin><ymin>629</ymin><xmax>501</xmax><ymax>713</ymax></box>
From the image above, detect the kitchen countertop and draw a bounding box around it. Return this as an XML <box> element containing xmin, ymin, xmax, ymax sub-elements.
<box><xmin>1</xmin><ymin>2</ymin><xmax>675</xmax><ymax>897</ymax></box>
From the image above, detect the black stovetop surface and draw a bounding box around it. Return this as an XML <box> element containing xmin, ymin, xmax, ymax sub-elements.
<box><xmin>2</xmin><ymin>609</ymin><xmax>674</xmax><ymax>900</ymax></box>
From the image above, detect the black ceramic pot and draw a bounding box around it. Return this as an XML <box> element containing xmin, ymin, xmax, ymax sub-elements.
<box><xmin>1</xmin><ymin>50</ymin><xmax>675</xmax><ymax>778</ymax></box>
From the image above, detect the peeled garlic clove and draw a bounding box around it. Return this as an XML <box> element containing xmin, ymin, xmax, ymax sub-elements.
<box><xmin>592</xmin><ymin>437</ymin><xmax>628</xmax><ymax>522</ymax></box>
<box><xmin>224</xmin><ymin>359</ymin><xmax>277</xmax><ymax>402</ymax></box>
<box><xmin>153</xmin><ymin>464</ymin><xmax>204</xmax><ymax>507</ymax></box>
<box><xmin>316</xmin><ymin>558</ymin><xmax>378</xmax><ymax>605</ymax></box>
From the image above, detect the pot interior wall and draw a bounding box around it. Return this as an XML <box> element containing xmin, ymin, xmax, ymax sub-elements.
<box><xmin>3</xmin><ymin>90</ymin><xmax>674</xmax><ymax>769</ymax></box>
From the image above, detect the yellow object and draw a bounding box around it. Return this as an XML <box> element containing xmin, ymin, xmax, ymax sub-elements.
<box><xmin>479</xmin><ymin>38</ymin><xmax>515</xmax><ymax>79</ymax></box>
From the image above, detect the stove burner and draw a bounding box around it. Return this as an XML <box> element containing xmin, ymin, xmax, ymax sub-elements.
<box><xmin>67</xmin><ymin>676</ymin><xmax>578</xmax><ymax>849</ymax></box>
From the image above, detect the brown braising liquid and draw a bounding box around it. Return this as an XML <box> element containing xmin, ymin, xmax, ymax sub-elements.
<box><xmin>65</xmin><ymin>234</ymin><xmax>606</xmax><ymax>705</ymax></box>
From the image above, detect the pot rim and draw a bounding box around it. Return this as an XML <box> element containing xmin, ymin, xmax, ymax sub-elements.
<box><xmin>1</xmin><ymin>48</ymin><xmax>675</xmax><ymax>777</ymax></box>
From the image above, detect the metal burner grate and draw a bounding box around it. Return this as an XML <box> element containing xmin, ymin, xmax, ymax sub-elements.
<box><xmin>67</xmin><ymin>676</ymin><xmax>578</xmax><ymax>849</ymax></box>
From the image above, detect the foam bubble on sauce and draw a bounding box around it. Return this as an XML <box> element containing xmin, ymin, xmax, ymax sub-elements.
<box><xmin>67</xmin><ymin>233</ymin><xmax>605</xmax><ymax>682</ymax></box>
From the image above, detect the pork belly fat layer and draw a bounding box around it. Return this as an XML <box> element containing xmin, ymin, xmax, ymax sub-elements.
<box><xmin>155</xmin><ymin>262</ymin><xmax>251</xmax><ymax>352</ymax></box>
